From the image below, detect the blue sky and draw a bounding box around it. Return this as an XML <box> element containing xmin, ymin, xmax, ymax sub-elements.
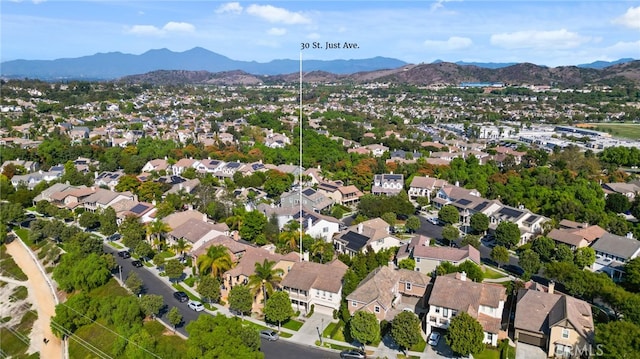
<box><xmin>2</xmin><ymin>1</ymin><xmax>639</xmax><ymax>66</ymax></box>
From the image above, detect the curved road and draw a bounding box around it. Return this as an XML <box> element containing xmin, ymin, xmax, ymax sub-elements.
<box><xmin>103</xmin><ymin>244</ymin><xmax>338</xmax><ymax>359</ymax></box>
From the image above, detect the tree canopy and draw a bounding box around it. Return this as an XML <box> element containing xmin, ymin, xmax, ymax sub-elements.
<box><xmin>446</xmin><ymin>312</ymin><xmax>485</xmax><ymax>356</ymax></box>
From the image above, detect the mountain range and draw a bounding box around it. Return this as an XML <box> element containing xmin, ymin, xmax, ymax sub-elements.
<box><xmin>0</xmin><ymin>47</ymin><xmax>636</xmax><ymax>81</ymax></box>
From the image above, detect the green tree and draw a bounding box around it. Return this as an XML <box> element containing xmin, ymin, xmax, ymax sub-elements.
<box><xmin>531</xmin><ymin>236</ymin><xmax>556</xmax><ymax>262</ymax></box>
<box><xmin>438</xmin><ymin>205</ymin><xmax>459</xmax><ymax>225</ymax></box>
<box><xmin>239</xmin><ymin>210</ymin><xmax>267</xmax><ymax>243</ymax></box>
<box><xmin>381</xmin><ymin>212</ymin><xmax>396</xmax><ymax>227</ymax></box>
<box><xmin>398</xmin><ymin>258</ymin><xmax>416</xmax><ymax>270</ymax></box>
<box><xmin>153</xmin><ymin>253</ymin><xmax>166</xmax><ymax>270</ymax></box>
<box><xmin>264</xmin><ymin>291</ymin><xmax>294</xmax><ymax>331</ymax></box>
<box><xmin>115</xmin><ymin>175</ymin><xmax>141</xmax><ymax>193</ymax></box>
<box><xmin>606</xmin><ymin>193</ymin><xmax>631</xmax><ymax>213</ymax></box>
<box><xmin>390</xmin><ymin>311</ymin><xmax>422</xmax><ymax>352</ymax></box>
<box><xmin>186</xmin><ymin>314</ymin><xmax>262</xmax><ymax>358</ymax></box>
<box><xmin>247</xmin><ymin>259</ymin><xmax>284</xmax><ymax>303</ymax></box>
<box><xmin>458</xmin><ymin>261</ymin><xmax>484</xmax><ymax>282</ymax></box>
<box><xmin>197</xmin><ymin>245</ymin><xmax>233</xmax><ymax>278</ymax></box>
<box><xmin>167</xmin><ymin>307</ymin><xmax>183</xmax><ymax>330</ymax></box>
<box><xmin>146</xmin><ymin>219</ymin><xmax>171</xmax><ymax>250</ymax></box>
<box><xmin>623</xmin><ymin>257</ymin><xmax>640</xmax><ymax>293</ymax></box>
<box><xmin>490</xmin><ymin>245</ymin><xmax>510</xmax><ymax>268</ymax></box>
<box><xmin>461</xmin><ymin>234</ymin><xmax>481</xmax><ymax>249</ymax></box>
<box><xmin>125</xmin><ymin>272</ymin><xmax>144</xmax><ymax>295</ymax></box>
<box><xmin>574</xmin><ymin>246</ymin><xmax>596</xmax><ymax>269</ymax></box>
<box><xmin>495</xmin><ymin>221</ymin><xmax>521</xmax><ymax>249</ymax></box>
<box><xmin>165</xmin><ymin>259</ymin><xmax>184</xmax><ymax>282</ymax></box>
<box><xmin>446</xmin><ymin>312</ymin><xmax>485</xmax><ymax>356</ymax></box>
<box><xmin>197</xmin><ymin>275</ymin><xmax>221</xmax><ymax>303</ymax></box>
<box><xmin>441</xmin><ymin>224</ymin><xmax>460</xmax><ymax>244</ymax></box>
<box><xmin>99</xmin><ymin>207</ymin><xmax>118</xmax><ymax>236</ymax></box>
<box><xmin>139</xmin><ymin>294</ymin><xmax>164</xmax><ymax>318</ymax></box>
<box><xmin>469</xmin><ymin>212</ymin><xmax>489</xmax><ymax>234</ymax></box>
<box><xmin>554</xmin><ymin>244</ymin><xmax>574</xmax><ymax>263</ymax></box>
<box><xmin>519</xmin><ymin>249</ymin><xmax>541</xmax><ymax>279</ymax></box>
<box><xmin>172</xmin><ymin>237</ymin><xmax>193</xmax><ymax>255</ymax></box>
<box><xmin>120</xmin><ymin>215</ymin><xmax>146</xmax><ymax>249</ymax></box>
<box><xmin>349</xmin><ymin>311</ymin><xmax>380</xmax><ymax>346</ymax></box>
<box><xmin>134</xmin><ymin>241</ymin><xmax>153</xmax><ymax>259</ymax></box>
<box><xmin>596</xmin><ymin>320</ymin><xmax>640</xmax><ymax>359</ymax></box>
<box><xmin>79</xmin><ymin>211</ymin><xmax>100</xmax><ymax>230</ymax></box>
<box><xmin>137</xmin><ymin>181</ymin><xmax>164</xmax><ymax>202</ymax></box>
<box><xmin>228</xmin><ymin>284</ymin><xmax>253</xmax><ymax>316</ymax></box>
<box><xmin>405</xmin><ymin>215</ymin><xmax>421</xmax><ymax>233</ymax></box>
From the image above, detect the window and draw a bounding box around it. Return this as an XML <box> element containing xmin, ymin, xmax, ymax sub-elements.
<box><xmin>374</xmin><ymin>306</ymin><xmax>380</xmax><ymax>313</ymax></box>
<box><xmin>323</xmin><ymin>227</ymin><xmax>329</xmax><ymax>233</ymax></box>
<box><xmin>405</xmin><ymin>282</ymin><xmax>412</xmax><ymax>291</ymax></box>
<box><xmin>562</xmin><ymin>329</ymin><xmax>570</xmax><ymax>339</ymax></box>
<box><xmin>416</xmin><ymin>257</ymin><xmax>421</xmax><ymax>262</ymax></box>
<box><xmin>435</xmin><ymin>307</ymin><xmax>440</xmax><ymax>314</ymax></box>
<box><xmin>443</xmin><ymin>308</ymin><xmax>449</xmax><ymax>317</ymax></box>
<box><xmin>487</xmin><ymin>333</ymin><xmax>493</xmax><ymax>342</ymax></box>
<box><xmin>352</xmin><ymin>301</ymin><xmax>357</xmax><ymax>307</ymax></box>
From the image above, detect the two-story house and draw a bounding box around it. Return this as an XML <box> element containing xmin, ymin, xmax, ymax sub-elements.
<box><xmin>547</xmin><ymin>221</ymin><xmax>606</xmax><ymax>250</ymax></box>
<box><xmin>426</xmin><ymin>272</ymin><xmax>506</xmax><ymax>346</ymax></box>
<box><xmin>279</xmin><ymin>259</ymin><xmax>348</xmax><ymax>315</ymax></box>
<box><xmin>280</xmin><ymin>187</ymin><xmax>334</xmax><ymax>213</ymax></box>
<box><xmin>333</xmin><ymin>218</ymin><xmax>401</xmax><ymax>256</ymax></box>
<box><xmin>515</xmin><ymin>283</ymin><xmax>594</xmax><ymax>358</ymax></box>
<box><xmin>371</xmin><ymin>173</ymin><xmax>404</xmax><ymax>196</ymax></box>
<box><xmin>400</xmin><ymin>235</ymin><xmax>481</xmax><ymax>274</ymax></box>
<box><xmin>346</xmin><ymin>266</ymin><xmax>430</xmax><ymax>321</ymax></box>
<box><xmin>590</xmin><ymin>232</ymin><xmax>640</xmax><ymax>281</ymax></box>
<box><xmin>94</xmin><ymin>170</ymin><xmax>126</xmax><ymax>191</ymax></box>
<box><xmin>408</xmin><ymin>176</ymin><xmax>449</xmax><ymax>202</ymax></box>
<box><xmin>141</xmin><ymin>158</ymin><xmax>170</xmax><ymax>173</ymax></box>
<box><xmin>171</xmin><ymin>158</ymin><xmax>201</xmax><ymax>176</ymax></box>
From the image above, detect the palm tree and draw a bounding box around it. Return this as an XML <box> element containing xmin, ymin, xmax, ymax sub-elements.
<box><xmin>247</xmin><ymin>259</ymin><xmax>284</xmax><ymax>303</ymax></box>
<box><xmin>146</xmin><ymin>219</ymin><xmax>171</xmax><ymax>250</ymax></box>
<box><xmin>310</xmin><ymin>240</ymin><xmax>334</xmax><ymax>264</ymax></box>
<box><xmin>171</xmin><ymin>238</ymin><xmax>192</xmax><ymax>256</ymax></box>
<box><xmin>196</xmin><ymin>245</ymin><xmax>233</xmax><ymax>278</ymax></box>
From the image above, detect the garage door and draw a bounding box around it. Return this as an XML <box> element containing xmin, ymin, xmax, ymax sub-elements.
<box><xmin>518</xmin><ymin>333</ymin><xmax>546</xmax><ymax>348</ymax></box>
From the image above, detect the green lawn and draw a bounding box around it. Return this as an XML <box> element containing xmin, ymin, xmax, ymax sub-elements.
<box><xmin>0</xmin><ymin>310</ymin><xmax>38</xmax><ymax>358</ymax></box>
<box><xmin>281</xmin><ymin>319</ymin><xmax>304</xmax><ymax>331</ymax></box>
<box><xmin>69</xmin><ymin>319</ymin><xmax>119</xmax><ymax>359</ymax></box>
<box><xmin>483</xmin><ymin>267</ymin><xmax>508</xmax><ymax>280</ymax></box>
<box><xmin>109</xmin><ymin>241</ymin><xmax>123</xmax><ymax>249</ymax></box>
<box><xmin>587</xmin><ymin>123</ymin><xmax>640</xmax><ymax>140</ymax></box>
<box><xmin>0</xmin><ymin>245</ymin><xmax>28</xmax><ymax>281</ymax></box>
<box><xmin>13</xmin><ymin>228</ymin><xmax>29</xmax><ymax>242</ymax></box>
<box><xmin>474</xmin><ymin>348</ymin><xmax>501</xmax><ymax>359</ymax></box>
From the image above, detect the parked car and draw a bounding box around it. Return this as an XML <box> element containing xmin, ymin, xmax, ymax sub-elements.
<box><xmin>259</xmin><ymin>330</ymin><xmax>279</xmax><ymax>341</ymax></box>
<box><xmin>428</xmin><ymin>332</ymin><xmax>441</xmax><ymax>346</ymax></box>
<box><xmin>131</xmin><ymin>260</ymin><xmax>143</xmax><ymax>268</ymax></box>
<box><xmin>340</xmin><ymin>349</ymin><xmax>367</xmax><ymax>359</ymax></box>
<box><xmin>173</xmin><ymin>291</ymin><xmax>189</xmax><ymax>303</ymax></box>
<box><xmin>188</xmin><ymin>300</ymin><xmax>204</xmax><ymax>312</ymax></box>
<box><xmin>118</xmin><ymin>251</ymin><xmax>131</xmax><ymax>259</ymax></box>
<box><xmin>429</xmin><ymin>217</ymin><xmax>440</xmax><ymax>225</ymax></box>
<box><xmin>107</xmin><ymin>233</ymin><xmax>121</xmax><ymax>241</ymax></box>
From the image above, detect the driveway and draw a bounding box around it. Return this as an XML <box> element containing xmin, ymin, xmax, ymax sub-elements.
<box><xmin>516</xmin><ymin>342</ymin><xmax>546</xmax><ymax>359</ymax></box>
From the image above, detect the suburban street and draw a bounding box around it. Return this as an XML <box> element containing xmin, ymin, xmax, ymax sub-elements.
<box><xmin>103</xmin><ymin>244</ymin><xmax>339</xmax><ymax>359</ymax></box>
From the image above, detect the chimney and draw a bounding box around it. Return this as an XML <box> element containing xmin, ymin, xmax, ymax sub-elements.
<box><xmin>307</xmin><ymin>217</ymin><xmax>312</xmax><ymax>229</ymax></box>
<box><xmin>358</xmin><ymin>223</ymin><xmax>363</xmax><ymax>234</ymax></box>
<box><xmin>460</xmin><ymin>271</ymin><xmax>467</xmax><ymax>281</ymax></box>
<box><xmin>548</xmin><ymin>281</ymin><xmax>555</xmax><ymax>294</ymax></box>
<box><xmin>455</xmin><ymin>181</ymin><xmax>460</xmax><ymax>187</ymax></box>
<box><xmin>203</xmin><ymin>213</ymin><xmax>208</xmax><ymax>222</ymax></box>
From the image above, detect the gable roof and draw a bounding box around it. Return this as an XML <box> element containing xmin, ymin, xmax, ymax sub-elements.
<box><xmin>225</xmin><ymin>246</ymin><xmax>300</xmax><ymax>278</ymax></box>
<box><xmin>591</xmin><ymin>232</ymin><xmax>640</xmax><ymax>259</ymax></box>
<box><xmin>412</xmin><ymin>243</ymin><xmax>481</xmax><ymax>265</ymax></box>
<box><xmin>347</xmin><ymin>266</ymin><xmax>430</xmax><ymax>311</ymax></box>
<box><xmin>280</xmin><ymin>260</ymin><xmax>348</xmax><ymax>293</ymax></box>
<box><xmin>169</xmin><ymin>218</ymin><xmax>227</xmax><ymax>244</ymax></box>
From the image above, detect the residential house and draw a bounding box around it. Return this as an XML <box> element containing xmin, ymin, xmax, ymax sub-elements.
<box><xmin>264</xmin><ymin>132</ymin><xmax>291</xmax><ymax>148</ymax></box>
<box><xmin>82</xmin><ymin>189</ymin><xmax>136</xmax><ymax>213</ymax></box>
<box><xmin>333</xmin><ymin>218</ymin><xmax>401</xmax><ymax>256</ymax></box>
<box><xmin>164</xmin><ymin>178</ymin><xmax>200</xmax><ymax>197</ymax></box>
<box><xmin>371</xmin><ymin>173</ymin><xmax>404</xmax><ymax>196</ymax></box>
<box><xmin>488</xmin><ymin>205</ymin><xmax>547</xmax><ymax>245</ymax></box>
<box><xmin>346</xmin><ymin>266</ymin><xmax>430</xmax><ymax>321</ymax></box>
<box><xmin>111</xmin><ymin>200</ymin><xmax>156</xmax><ymax>224</ymax></box>
<box><xmin>515</xmin><ymin>283</ymin><xmax>594</xmax><ymax>358</ymax></box>
<box><xmin>94</xmin><ymin>170</ymin><xmax>126</xmax><ymax>191</ymax></box>
<box><xmin>363</xmin><ymin>144</ymin><xmax>389</xmax><ymax>157</ymax></box>
<box><xmin>1</xmin><ymin>158</ymin><xmax>39</xmax><ymax>173</ymax></box>
<box><xmin>547</xmin><ymin>222</ymin><xmax>605</xmax><ymax>250</ymax></box>
<box><xmin>49</xmin><ymin>186</ymin><xmax>95</xmax><ymax>210</ymax></box>
<box><xmin>432</xmin><ymin>184</ymin><xmax>481</xmax><ymax>210</ymax></box>
<box><xmin>141</xmin><ymin>158</ymin><xmax>170</xmax><ymax>173</ymax></box>
<box><xmin>196</xmin><ymin>159</ymin><xmax>225</xmax><ymax>174</ymax></box>
<box><xmin>317</xmin><ymin>181</ymin><xmax>364</xmax><ymax>208</ymax></box>
<box><xmin>172</xmin><ymin>158</ymin><xmax>201</xmax><ymax>176</ymax></box>
<box><xmin>292</xmin><ymin>209</ymin><xmax>341</xmax><ymax>242</ymax></box>
<box><xmin>69</xmin><ymin>126</ymin><xmax>90</xmax><ymax>141</ymax></box>
<box><xmin>280</xmin><ymin>259</ymin><xmax>348</xmax><ymax>315</ymax></box>
<box><xmin>214</xmin><ymin>161</ymin><xmax>244</xmax><ymax>181</ymax></box>
<box><xmin>400</xmin><ymin>235</ymin><xmax>481</xmax><ymax>274</ymax></box>
<box><xmin>162</xmin><ymin>210</ymin><xmax>209</xmax><ymax>235</ymax></box>
<box><xmin>11</xmin><ymin>166</ymin><xmax>64</xmax><ymax>189</ymax></box>
<box><xmin>167</xmin><ymin>218</ymin><xmax>229</xmax><ymax>252</ymax></box>
<box><xmin>280</xmin><ymin>187</ymin><xmax>334</xmax><ymax>213</ymax></box>
<box><xmin>426</xmin><ymin>272</ymin><xmax>506</xmax><ymax>346</ymax></box>
<box><xmin>408</xmin><ymin>176</ymin><xmax>449</xmax><ymax>201</ymax></box>
<box><xmin>601</xmin><ymin>182</ymin><xmax>640</xmax><ymax>200</ymax></box>
<box><xmin>590</xmin><ymin>232</ymin><xmax>640</xmax><ymax>281</ymax></box>
<box><xmin>191</xmin><ymin>234</ymin><xmax>250</xmax><ymax>263</ymax></box>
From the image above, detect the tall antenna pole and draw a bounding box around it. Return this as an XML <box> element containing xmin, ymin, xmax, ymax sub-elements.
<box><xmin>299</xmin><ymin>51</ymin><xmax>303</xmax><ymax>260</ymax></box>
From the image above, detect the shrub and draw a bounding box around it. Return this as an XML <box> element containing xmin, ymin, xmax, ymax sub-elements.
<box><xmin>305</xmin><ymin>304</ymin><xmax>315</xmax><ymax>318</ymax></box>
<box><xmin>333</xmin><ymin>309</ymin><xmax>338</xmax><ymax>320</ymax></box>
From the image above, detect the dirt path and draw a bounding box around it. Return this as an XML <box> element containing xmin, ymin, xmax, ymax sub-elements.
<box><xmin>6</xmin><ymin>239</ymin><xmax>63</xmax><ymax>359</ymax></box>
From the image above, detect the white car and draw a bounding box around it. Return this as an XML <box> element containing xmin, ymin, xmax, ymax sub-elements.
<box><xmin>428</xmin><ymin>332</ymin><xmax>441</xmax><ymax>346</ymax></box>
<box><xmin>188</xmin><ymin>300</ymin><xmax>204</xmax><ymax>312</ymax></box>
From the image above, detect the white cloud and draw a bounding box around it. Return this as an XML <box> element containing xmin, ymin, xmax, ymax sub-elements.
<box><xmin>246</xmin><ymin>4</ymin><xmax>311</xmax><ymax>25</ymax></box>
<box><xmin>490</xmin><ymin>29</ymin><xmax>591</xmax><ymax>50</ymax></box>
<box><xmin>126</xmin><ymin>22</ymin><xmax>195</xmax><ymax>36</ymax></box>
<box><xmin>268</xmin><ymin>27</ymin><xmax>287</xmax><ymax>36</ymax></box>
<box><xmin>307</xmin><ymin>33</ymin><xmax>321</xmax><ymax>40</ymax></box>
<box><xmin>216</xmin><ymin>2</ymin><xmax>243</xmax><ymax>15</ymax></box>
<box><xmin>163</xmin><ymin>22</ymin><xmax>195</xmax><ymax>33</ymax></box>
<box><xmin>613</xmin><ymin>7</ymin><xmax>640</xmax><ymax>30</ymax></box>
<box><xmin>423</xmin><ymin>36</ymin><xmax>472</xmax><ymax>51</ymax></box>
<box><xmin>127</xmin><ymin>25</ymin><xmax>164</xmax><ymax>36</ymax></box>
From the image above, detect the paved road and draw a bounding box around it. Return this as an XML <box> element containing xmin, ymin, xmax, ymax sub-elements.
<box><xmin>103</xmin><ymin>244</ymin><xmax>339</xmax><ymax>359</ymax></box>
